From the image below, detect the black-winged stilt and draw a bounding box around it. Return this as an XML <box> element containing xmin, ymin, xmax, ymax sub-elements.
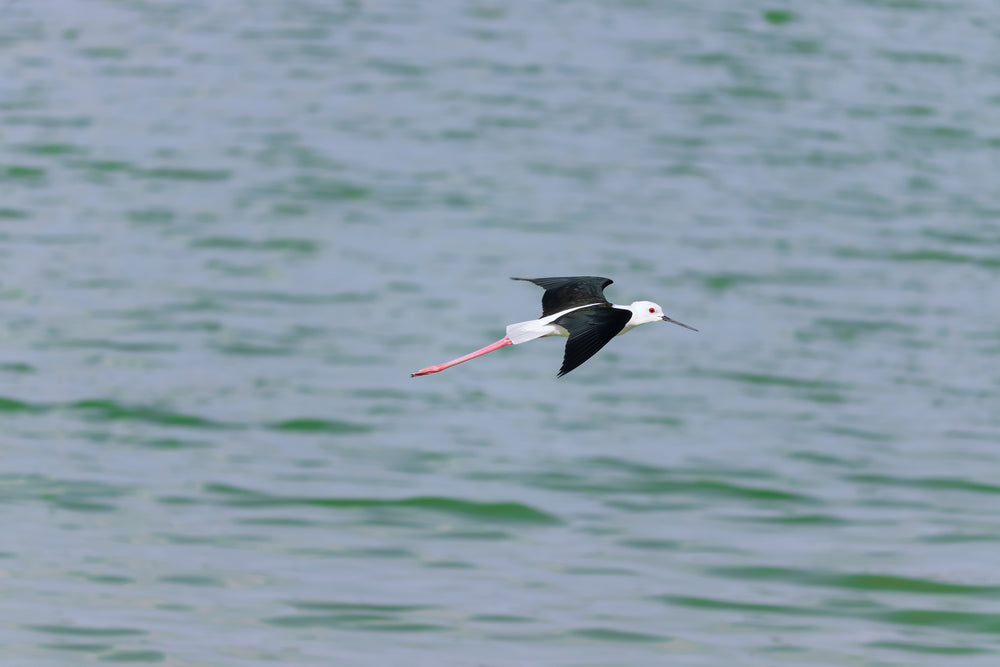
<box><xmin>411</xmin><ymin>276</ymin><xmax>697</xmax><ymax>378</ymax></box>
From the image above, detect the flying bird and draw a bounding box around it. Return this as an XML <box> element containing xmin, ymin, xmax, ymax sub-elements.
<box><xmin>411</xmin><ymin>276</ymin><xmax>697</xmax><ymax>378</ymax></box>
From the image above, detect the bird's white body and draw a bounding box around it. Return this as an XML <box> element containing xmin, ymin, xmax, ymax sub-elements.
<box><xmin>506</xmin><ymin>301</ymin><xmax>668</xmax><ymax>345</ymax></box>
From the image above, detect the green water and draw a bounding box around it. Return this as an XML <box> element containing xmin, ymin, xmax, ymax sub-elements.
<box><xmin>2</xmin><ymin>1</ymin><xmax>999</xmax><ymax>665</ymax></box>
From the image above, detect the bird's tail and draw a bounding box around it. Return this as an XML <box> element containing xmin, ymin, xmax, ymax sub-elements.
<box><xmin>505</xmin><ymin>319</ymin><xmax>553</xmax><ymax>345</ymax></box>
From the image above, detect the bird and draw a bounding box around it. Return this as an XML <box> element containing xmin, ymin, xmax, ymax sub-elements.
<box><xmin>411</xmin><ymin>276</ymin><xmax>697</xmax><ymax>378</ymax></box>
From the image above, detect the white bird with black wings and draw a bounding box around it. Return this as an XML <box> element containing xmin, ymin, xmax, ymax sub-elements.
<box><xmin>411</xmin><ymin>276</ymin><xmax>697</xmax><ymax>378</ymax></box>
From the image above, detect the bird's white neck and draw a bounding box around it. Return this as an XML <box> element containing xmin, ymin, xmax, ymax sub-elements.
<box><xmin>614</xmin><ymin>303</ymin><xmax>642</xmax><ymax>334</ymax></box>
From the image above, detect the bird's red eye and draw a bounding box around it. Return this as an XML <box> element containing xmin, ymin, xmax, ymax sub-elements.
<box><xmin>648</xmin><ymin>307</ymin><xmax>655</xmax><ymax>313</ymax></box>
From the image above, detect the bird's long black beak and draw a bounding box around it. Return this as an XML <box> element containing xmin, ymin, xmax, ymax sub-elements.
<box><xmin>662</xmin><ymin>315</ymin><xmax>698</xmax><ymax>332</ymax></box>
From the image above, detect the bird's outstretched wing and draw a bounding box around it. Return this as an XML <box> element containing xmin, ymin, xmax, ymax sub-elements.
<box><xmin>511</xmin><ymin>276</ymin><xmax>613</xmax><ymax>317</ymax></box>
<box><xmin>553</xmin><ymin>305</ymin><xmax>631</xmax><ymax>377</ymax></box>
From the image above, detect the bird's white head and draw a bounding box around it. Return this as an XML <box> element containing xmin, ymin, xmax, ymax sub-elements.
<box><xmin>627</xmin><ymin>301</ymin><xmax>698</xmax><ymax>331</ymax></box>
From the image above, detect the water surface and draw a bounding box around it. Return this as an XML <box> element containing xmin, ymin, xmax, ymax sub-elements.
<box><xmin>2</xmin><ymin>1</ymin><xmax>999</xmax><ymax>665</ymax></box>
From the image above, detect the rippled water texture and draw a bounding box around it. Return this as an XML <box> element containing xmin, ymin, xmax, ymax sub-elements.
<box><xmin>2</xmin><ymin>1</ymin><xmax>999</xmax><ymax>665</ymax></box>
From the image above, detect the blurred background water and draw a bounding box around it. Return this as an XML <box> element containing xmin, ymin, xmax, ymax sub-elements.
<box><xmin>2</xmin><ymin>0</ymin><xmax>999</xmax><ymax>665</ymax></box>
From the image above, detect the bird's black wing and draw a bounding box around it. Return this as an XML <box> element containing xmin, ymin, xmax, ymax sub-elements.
<box><xmin>553</xmin><ymin>305</ymin><xmax>632</xmax><ymax>377</ymax></box>
<box><xmin>511</xmin><ymin>276</ymin><xmax>613</xmax><ymax>317</ymax></box>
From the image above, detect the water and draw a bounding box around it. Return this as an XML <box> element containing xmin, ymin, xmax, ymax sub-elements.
<box><xmin>2</xmin><ymin>1</ymin><xmax>999</xmax><ymax>664</ymax></box>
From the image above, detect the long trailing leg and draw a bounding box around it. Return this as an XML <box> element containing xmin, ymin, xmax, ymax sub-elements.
<box><xmin>411</xmin><ymin>337</ymin><xmax>512</xmax><ymax>377</ymax></box>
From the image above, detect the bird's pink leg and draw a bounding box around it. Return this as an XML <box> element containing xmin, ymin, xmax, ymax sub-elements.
<box><xmin>411</xmin><ymin>337</ymin><xmax>513</xmax><ymax>377</ymax></box>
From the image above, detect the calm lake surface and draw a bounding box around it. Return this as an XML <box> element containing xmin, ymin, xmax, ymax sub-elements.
<box><xmin>2</xmin><ymin>1</ymin><xmax>999</xmax><ymax>665</ymax></box>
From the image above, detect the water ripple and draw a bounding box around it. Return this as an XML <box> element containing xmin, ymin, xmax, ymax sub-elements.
<box><xmin>203</xmin><ymin>483</ymin><xmax>561</xmax><ymax>524</ymax></box>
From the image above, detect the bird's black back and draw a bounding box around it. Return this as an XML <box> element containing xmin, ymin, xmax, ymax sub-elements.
<box><xmin>511</xmin><ymin>276</ymin><xmax>613</xmax><ymax>317</ymax></box>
